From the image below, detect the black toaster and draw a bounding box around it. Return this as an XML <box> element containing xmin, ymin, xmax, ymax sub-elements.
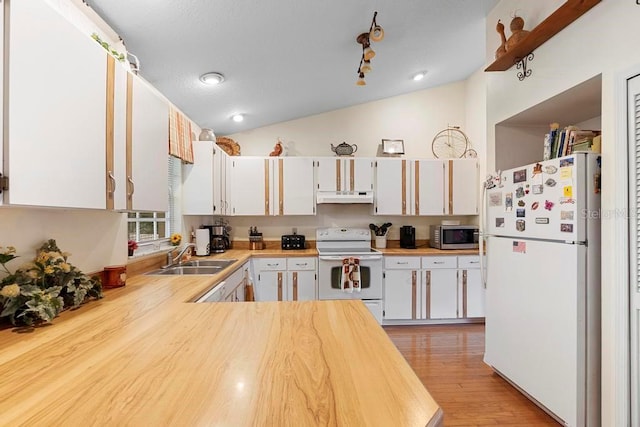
<box><xmin>281</xmin><ymin>234</ymin><xmax>306</xmax><ymax>250</ymax></box>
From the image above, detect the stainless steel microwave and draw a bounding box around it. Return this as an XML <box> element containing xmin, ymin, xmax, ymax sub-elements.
<box><xmin>429</xmin><ymin>225</ymin><xmax>479</xmax><ymax>250</ymax></box>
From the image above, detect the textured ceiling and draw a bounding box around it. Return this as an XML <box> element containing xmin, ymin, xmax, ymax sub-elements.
<box><xmin>87</xmin><ymin>0</ymin><xmax>498</xmax><ymax>136</ymax></box>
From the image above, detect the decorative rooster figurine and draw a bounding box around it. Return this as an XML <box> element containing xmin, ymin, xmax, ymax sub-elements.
<box><xmin>269</xmin><ymin>139</ymin><xmax>283</xmax><ymax>156</ymax></box>
<box><xmin>495</xmin><ymin>19</ymin><xmax>507</xmax><ymax>59</ymax></box>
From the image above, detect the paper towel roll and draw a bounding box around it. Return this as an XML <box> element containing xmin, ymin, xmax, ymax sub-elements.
<box><xmin>195</xmin><ymin>229</ymin><xmax>210</xmax><ymax>256</ymax></box>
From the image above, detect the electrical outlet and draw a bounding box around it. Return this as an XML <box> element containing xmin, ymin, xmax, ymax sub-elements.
<box><xmin>292</xmin><ymin>227</ymin><xmax>297</xmax><ymax>235</ymax></box>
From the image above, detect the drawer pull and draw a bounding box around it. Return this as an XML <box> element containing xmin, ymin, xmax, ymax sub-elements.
<box><xmin>433</xmin><ymin>261</ymin><xmax>445</xmax><ymax>264</ymax></box>
<box><xmin>293</xmin><ymin>272</ymin><xmax>298</xmax><ymax>301</ymax></box>
<box><xmin>396</xmin><ymin>261</ymin><xmax>409</xmax><ymax>265</ymax></box>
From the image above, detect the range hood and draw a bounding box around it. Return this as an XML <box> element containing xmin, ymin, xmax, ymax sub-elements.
<box><xmin>316</xmin><ymin>191</ymin><xmax>374</xmax><ymax>204</ymax></box>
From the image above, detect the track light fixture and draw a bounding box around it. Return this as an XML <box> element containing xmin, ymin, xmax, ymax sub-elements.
<box><xmin>356</xmin><ymin>11</ymin><xmax>384</xmax><ymax>86</ymax></box>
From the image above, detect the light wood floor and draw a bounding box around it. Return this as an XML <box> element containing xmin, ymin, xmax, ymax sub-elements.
<box><xmin>384</xmin><ymin>324</ymin><xmax>560</xmax><ymax>426</ymax></box>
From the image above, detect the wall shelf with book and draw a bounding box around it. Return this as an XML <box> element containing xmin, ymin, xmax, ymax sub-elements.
<box><xmin>495</xmin><ymin>74</ymin><xmax>601</xmax><ymax>171</ymax></box>
<box><xmin>543</xmin><ymin>125</ymin><xmax>601</xmax><ymax>160</ymax></box>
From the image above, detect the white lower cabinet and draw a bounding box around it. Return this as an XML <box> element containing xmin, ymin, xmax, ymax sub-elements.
<box><xmin>383</xmin><ymin>257</ymin><xmax>421</xmax><ymax>320</ymax></box>
<box><xmin>286</xmin><ymin>258</ymin><xmax>317</xmax><ymax>301</ymax></box>
<box><xmin>383</xmin><ymin>255</ymin><xmax>484</xmax><ymax>323</ymax></box>
<box><xmin>254</xmin><ymin>257</ymin><xmax>316</xmax><ymax>301</ymax></box>
<box><xmin>223</xmin><ymin>261</ymin><xmax>250</xmax><ymax>302</ymax></box>
<box><xmin>457</xmin><ymin>256</ymin><xmax>484</xmax><ymax>318</ymax></box>
<box><xmin>425</xmin><ymin>269</ymin><xmax>459</xmax><ymax>319</ymax></box>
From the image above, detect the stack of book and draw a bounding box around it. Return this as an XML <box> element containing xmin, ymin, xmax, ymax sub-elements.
<box><xmin>543</xmin><ymin>124</ymin><xmax>601</xmax><ymax>160</ymax></box>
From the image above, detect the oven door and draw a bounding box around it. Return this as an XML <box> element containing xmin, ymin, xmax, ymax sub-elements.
<box><xmin>317</xmin><ymin>254</ymin><xmax>382</xmax><ymax>300</ymax></box>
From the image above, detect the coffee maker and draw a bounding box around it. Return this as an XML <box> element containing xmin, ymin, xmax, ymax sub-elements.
<box><xmin>204</xmin><ymin>225</ymin><xmax>230</xmax><ymax>253</ymax></box>
<box><xmin>400</xmin><ymin>226</ymin><xmax>416</xmax><ymax>249</ymax></box>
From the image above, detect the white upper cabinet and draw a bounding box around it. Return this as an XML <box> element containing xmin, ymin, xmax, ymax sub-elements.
<box><xmin>316</xmin><ymin>158</ymin><xmax>339</xmax><ymax>192</ymax></box>
<box><xmin>375</xmin><ymin>158</ymin><xmax>477</xmax><ymax>216</ymax></box>
<box><xmin>182</xmin><ymin>141</ymin><xmax>216</xmax><ymax>215</ymax></box>
<box><xmin>230</xmin><ymin>157</ymin><xmax>268</xmax><ymax>215</ymax></box>
<box><xmin>109</xmin><ymin>59</ymin><xmax>128</xmax><ymax>210</ymax></box>
<box><xmin>2</xmin><ymin>0</ymin><xmax>169</xmax><ymax>212</ymax></box>
<box><xmin>214</xmin><ymin>145</ymin><xmax>230</xmax><ymax>215</ymax></box>
<box><xmin>5</xmin><ymin>0</ymin><xmax>107</xmax><ymax>208</ymax></box>
<box><xmin>317</xmin><ymin>158</ymin><xmax>373</xmax><ymax>193</ymax></box>
<box><xmin>182</xmin><ymin>141</ymin><xmax>229</xmax><ymax>216</ymax></box>
<box><xmin>446</xmin><ymin>159</ymin><xmax>478</xmax><ymax>215</ymax></box>
<box><xmin>413</xmin><ymin>160</ymin><xmax>446</xmax><ymax>216</ymax></box>
<box><xmin>375</xmin><ymin>158</ymin><xmax>409</xmax><ymax>215</ymax></box>
<box><xmin>127</xmin><ymin>74</ymin><xmax>169</xmax><ymax>212</ymax></box>
<box><xmin>231</xmin><ymin>157</ymin><xmax>315</xmax><ymax>216</ymax></box>
<box><xmin>279</xmin><ymin>158</ymin><xmax>315</xmax><ymax>215</ymax></box>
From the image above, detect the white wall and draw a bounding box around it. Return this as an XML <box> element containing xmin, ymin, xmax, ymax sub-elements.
<box><xmin>486</xmin><ymin>1</ymin><xmax>640</xmax><ymax>424</ymax></box>
<box><xmin>226</xmin><ymin>81</ymin><xmax>467</xmax><ymax>159</ymax></box>
<box><xmin>0</xmin><ymin>207</ymin><xmax>128</xmax><ymax>273</ymax></box>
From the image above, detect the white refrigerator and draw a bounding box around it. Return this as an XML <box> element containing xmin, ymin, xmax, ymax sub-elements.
<box><xmin>483</xmin><ymin>153</ymin><xmax>601</xmax><ymax>427</ymax></box>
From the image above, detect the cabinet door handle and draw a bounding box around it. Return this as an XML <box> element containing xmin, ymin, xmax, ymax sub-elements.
<box><xmin>277</xmin><ymin>272</ymin><xmax>283</xmax><ymax>301</ymax></box>
<box><xmin>127</xmin><ymin>176</ymin><xmax>134</xmax><ymax>198</ymax></box>
<box><xmin>293</xmin><ymin>271</ymin><xmax>298</xmax><ymax>301</ymax></box>
<box><xmin>107</xmin><ymin>171</ymin><xmax>116</xmax><ymax>197</ymax></box>
<box><xmin>425</xmin><ymin>271</ymin><xmax>431</xmax><ymax>319</ymax></box>
<box><xmin>411</xmin><ymin>270</ymin><xmax>417</xmax><ymax>319</ymax></box>
<box><xmin>462</xmin><ymin>270</ymin><xmax>468</xmax><ymax>318</ymax></box>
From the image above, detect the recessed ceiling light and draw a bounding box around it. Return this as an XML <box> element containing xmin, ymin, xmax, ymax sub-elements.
<box><xmin>232</xmin><ymin>114</ymin><xmax>244</xmax><ymax>123</ymax></box>
<box><xmin>199</xmin><ymin>72</ymin><xmax>225</xmax><ymax>85</ymax></box>
<box><xmin>413</xmin><ymin>71</ymin><xmax>427</xmax><ymax>81</ymax></box>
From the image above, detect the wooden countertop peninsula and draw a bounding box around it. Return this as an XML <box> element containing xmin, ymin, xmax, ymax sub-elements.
<box><xmin>0</xmin><ymin>256</ymin><xmax>443</xmax><ymax>426</ymax></box>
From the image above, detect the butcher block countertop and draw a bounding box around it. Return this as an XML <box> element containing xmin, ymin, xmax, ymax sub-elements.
<box><xmin>0</xmin><ymin>258</ymin><xmax>443</xmax><ymax>426</ymax></box>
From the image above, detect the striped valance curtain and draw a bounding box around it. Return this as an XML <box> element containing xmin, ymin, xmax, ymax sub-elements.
<box><xmin>168</xmin><ymin>106</ymin><xmax>194</xmax><ymax>163</ymax></box>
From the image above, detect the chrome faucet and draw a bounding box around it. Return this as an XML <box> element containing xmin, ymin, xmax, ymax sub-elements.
<box><xmin>163</xmin><ymin>243</ymin><xmax>196</xmax><ymax>268</ymax></box>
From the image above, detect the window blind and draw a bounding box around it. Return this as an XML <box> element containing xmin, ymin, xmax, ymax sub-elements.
<box><xmin>168</xmin><ymin>156</ymin><xmax>182</xmax><ymax>236</ymax></box>
<box><xmin>169</xmin><ymin>106</ymin><xmax>194</xmax><ymax>163</ymax></box>
<box><xmin>634</xmin><ymin>91</ymin><xmax>640</xmax><ymax>293</ymax></box>
<box><xmin>628</xmin><ymin>74</ymin><xmax>640</xmax><ymax>427</ymax></box>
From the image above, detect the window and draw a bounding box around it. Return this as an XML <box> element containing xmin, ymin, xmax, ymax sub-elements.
<box><xmin>127</xmin><ymin>211</ymin><xmax>167</xmax><ymax>242</ymax></box>
<box><xmin>128</xmin><ymin>156</ymin><xmax>182</xmax><ymax>243</ymax></box>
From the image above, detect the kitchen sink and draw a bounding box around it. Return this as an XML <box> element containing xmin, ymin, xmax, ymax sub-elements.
<box><xmin>145</xmin><ymin>266</ymin><xmax>224</xmax><ymax>276</ymax></box>
<box><xmin>181</xmin><ymin>259</ymin><xmax>237</xmax><ymax>268</ymax></box>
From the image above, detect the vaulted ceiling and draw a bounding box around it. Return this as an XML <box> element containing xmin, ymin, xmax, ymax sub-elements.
<box><xmin>88</xmin><ymin>0</ymin><xmax>498</xmax><ymax>135</ymax></box>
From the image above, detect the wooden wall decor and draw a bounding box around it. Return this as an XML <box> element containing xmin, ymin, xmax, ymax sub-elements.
<box><xmin>485</xmin><ymin>0</ymin><xmax>602</xmax><ymax>79</ymax></box>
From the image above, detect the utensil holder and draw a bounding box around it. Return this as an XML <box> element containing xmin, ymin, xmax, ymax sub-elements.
<box><xmin>374</xmin><ymin>235</ymin><xmax>387</xmax><ymax>249</ymax></box>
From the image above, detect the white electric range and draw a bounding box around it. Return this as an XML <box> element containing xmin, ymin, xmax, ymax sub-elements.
<box><xmin>316</xmin><ymin>227</ymin><xmax>383</xmax><ymax>323</ymax></box>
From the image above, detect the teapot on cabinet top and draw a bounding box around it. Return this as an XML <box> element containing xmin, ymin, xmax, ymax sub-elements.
<box><xmin>330</xmin><ymin>142</ymin><xmax>358</xmax><ymax>156</ymax></box>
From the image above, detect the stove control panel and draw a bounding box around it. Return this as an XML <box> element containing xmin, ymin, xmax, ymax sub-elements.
<box><xmin>316</xmin><ymin>227</ymin><xmax>371</xmax><ymax>241</ymax></box>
